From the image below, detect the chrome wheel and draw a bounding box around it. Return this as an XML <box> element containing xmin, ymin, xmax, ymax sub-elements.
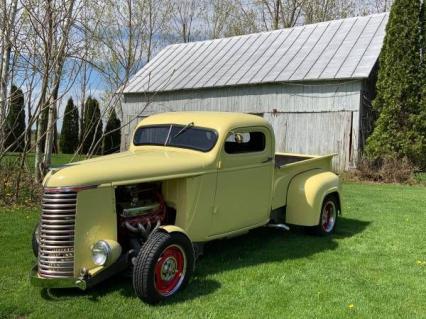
<box><xmin>321</xmin><ymin>200</ymin><xmax>337</xmax><ymax>233</ymax></box>
<box><xmin>154</xmin><ymin>244</ymin><xmax>187</xmax><ymax>296</ymax></box>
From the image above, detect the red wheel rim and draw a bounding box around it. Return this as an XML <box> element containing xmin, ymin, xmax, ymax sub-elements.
<box><xmin>322</xmin><ymin>201</ymin><xmax>336</xmax><ymax>232</ymax></box>
<box><xmin>154</xmin><ymin>245</ymin><xmax>186</xmax><ymax>296</ymax></box>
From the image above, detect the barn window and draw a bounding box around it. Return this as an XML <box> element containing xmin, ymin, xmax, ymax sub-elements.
<box><xmin>225</xmin><ymin>132</ymin><xmax>265</xmax><ymax>154</ymax></box>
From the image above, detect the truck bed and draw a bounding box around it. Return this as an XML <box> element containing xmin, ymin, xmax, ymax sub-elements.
<box><xmin>275</xmin><ymin>154</ymin><xmax>312</xmax><ymax>167</ymax></box>
<box><xmin>271</xmin><ymin>153</ymin><xmax>335</xmax><ymax>210</ymax></box>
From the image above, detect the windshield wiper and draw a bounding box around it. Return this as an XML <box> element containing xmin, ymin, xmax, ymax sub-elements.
<box><xmin>173</xmin><ymin>122</ymin><xmax>194</xmax><ymax>139</ymax></box>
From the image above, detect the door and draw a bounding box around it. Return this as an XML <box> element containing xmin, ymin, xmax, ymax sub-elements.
<box><xmin>210</xmin><ymin>126</ymin><xmax>274</xmax><ymax>236</ymax></box>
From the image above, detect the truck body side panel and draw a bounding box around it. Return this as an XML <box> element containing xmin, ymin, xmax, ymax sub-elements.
<box><xmin>285</xmin><ymin>170</ymin><xmax>341</xmax><ymax>226</ymax></box>
<box><xmin>162</xmin><ymin>174</ymin><xmax>217</xmax><ymax>242</ymax></box>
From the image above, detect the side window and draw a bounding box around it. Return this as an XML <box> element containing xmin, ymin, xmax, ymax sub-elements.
<box><xmin>225</xmin><ymin>131</ymin><xmax>266</xmax><ymax>154</ymax></box>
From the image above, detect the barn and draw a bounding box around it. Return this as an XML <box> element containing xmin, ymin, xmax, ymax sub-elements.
<box><xmin>121</xmin><ymin>12</ymin><xmax>389</xmax><ymax>172</ymax></box>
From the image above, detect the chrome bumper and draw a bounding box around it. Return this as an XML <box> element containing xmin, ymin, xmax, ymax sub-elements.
<box><xmin>30</xmin><ymin>265</ymin><xmax>87</xmax><ymax>290</ymax></box>
<box><xmin>30</xmin><ymin>253</ymin><xmax>130</xmax><ymax>290</ymax></box>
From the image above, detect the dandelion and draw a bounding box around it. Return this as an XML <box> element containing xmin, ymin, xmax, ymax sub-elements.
<box><xmin>348</xmin><ymin>304</ymin><xmax>355</xmax><ymax>309</ymax></box>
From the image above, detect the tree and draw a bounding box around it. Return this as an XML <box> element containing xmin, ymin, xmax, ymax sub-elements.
<box><xmin>4</xmin><ymin>84</ymin><xmax>25</xmax><ymax>152</ymax></box>
<box><xmin>60</xmin><ymin>98</ymin><xmax>79</xmax><ymax>154</ymax></box>
<box><xmin>303</xmin><ymin>0</ymin><xmax>355</xmax><ymax>24</ymax></box>
<box><xmin>373</xmin><ymin>0</ymin><xmax>392</xmax><ymax>13</ymax></box>
<box><xmin>421</xmin><ymin>0</ymin><xmax>426</xmax><ymax>75</ymax></box>
<box><xmin>103</xmin><ymin>109</ymin><xmax>121</xmax><ymax>154</ymax></box>
<box><xmin>199</xmin><ymin>0</ymin><xmax>238</xmax><ymax>39</ymax></box>
<box><xmin>92</xmin><ymin>0</ymin><xmax>171</xmax><ymax>91</ymax></box>
<box><xmin>258</xmin><ymin>0</ymin><xmax>305</xmax><ymax>30</ymax></box>
<box><xmin>225</xmin><ymin>1</ymin><xmax>259</xmax><ymax>36</ymax></box>
<box><xmin>81</xmin><ymin>97</ymin><xmax>103</xmax><ymax>155</ymax></box>
<box><xmin>27</xmin><ymin>0</ymin><xmax>79</xmax><ymax>180</ymax></box>
<box><xmin>365</xmin><ymin>0</ymin><xmax>425</xmax><ymax>168</ymax></box>
<box><xmin>419</xmin><ymin>0</ymin><xmax>426</xmax><ymax>169</ymax></box>
<box><xmin>171</xmin><ymin>0</ymin><xmax>198</xmax><ymax>42</ymax></box>
<box><xmin>0</xmin><ymin>0</ymin><xmax>19</xmax><ymax>154</ymax></box>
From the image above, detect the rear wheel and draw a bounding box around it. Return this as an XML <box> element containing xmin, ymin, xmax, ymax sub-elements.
<box><xmin>133</xmin><ymin>231</ymin><xmax>194</xmax><ymax>304</ymax></box>
<box><xmin>311</xmin><ymin>195</ymin><xmax>339</xmax><ymax>236</ymax></box>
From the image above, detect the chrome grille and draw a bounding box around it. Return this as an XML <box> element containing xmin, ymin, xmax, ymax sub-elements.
<box><xmin>38</xmin><ymin>190</ymin><xmax>76</xmax><ymax>278</ymax></box>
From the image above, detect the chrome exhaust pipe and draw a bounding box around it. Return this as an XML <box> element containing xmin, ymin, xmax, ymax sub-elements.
<box><xmin>266</xmin><ymin>223</ymin><xmax>290</xmax><ymax>231</ymax></box>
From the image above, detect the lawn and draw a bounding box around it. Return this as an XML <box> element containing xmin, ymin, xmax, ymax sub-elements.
<box><xmin>0</xmin><ymin>182</ymin><xmax>425</xmax><ymax>319</ymax></box>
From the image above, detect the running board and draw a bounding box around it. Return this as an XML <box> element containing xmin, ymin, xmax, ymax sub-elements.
<box><xmin>266</xmin><ymin>223</ymin><xmax>290</xmax><ymax>231</ymax></box>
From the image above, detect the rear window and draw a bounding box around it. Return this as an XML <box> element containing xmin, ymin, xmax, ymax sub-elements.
<box><xmin>225</xmin><ymin>132</ymin><xmax>266</xmax><ymax>154</ymax></box>
<box><xmin>133</xmin><ymin>124</ymin><xmax>218</xmax><ymax>152</ymax></box>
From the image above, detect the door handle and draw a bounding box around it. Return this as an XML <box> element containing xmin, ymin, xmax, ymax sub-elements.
<box><xmin>262</xmin><ymin>157</ymin><xmax>273</xmax><ymax>163</ymax></box>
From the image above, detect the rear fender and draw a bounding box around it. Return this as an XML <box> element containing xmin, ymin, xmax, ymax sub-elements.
<box><xmin>286</xmin><ymin>170</ymin><xmax>341</xmax><ymax>226</ymax></box>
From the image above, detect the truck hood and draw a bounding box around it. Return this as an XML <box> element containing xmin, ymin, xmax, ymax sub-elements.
<box><xmin>45</xmin><ymin>149</ymin><xmax>212</xmax><ymax>188</ymax></box>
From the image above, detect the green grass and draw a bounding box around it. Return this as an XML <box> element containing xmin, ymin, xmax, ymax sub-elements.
<box><xmin>415</xmin><ymin>172</ymin><xmax>426</xmax><ymax>185</ymax></box>
<box><xmin>1</xmin><ymin>182</ymin><xmax>425</xmax><ymax>318</ymax></box>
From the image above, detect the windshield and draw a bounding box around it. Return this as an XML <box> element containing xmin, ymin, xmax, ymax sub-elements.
<box><xmin>133</xmin><ymin>124</ymin><xmax>218</xmax><ymax>152</ymax></box>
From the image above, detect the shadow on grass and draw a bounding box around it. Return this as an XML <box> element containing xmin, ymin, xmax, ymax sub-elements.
<box><xmin>196</xmin><ymin>216</ymin><xmax>369</xmax><ymax>275</ymax></box>
<box><xmin>42</xmin><ymin>217</ymin><xmax>369</xmax><ymax>304</ymax></box>
<box><xmin>41</xmin><ymin>276</ymin><xmax>221</xmax><ymax>304</ymax></box>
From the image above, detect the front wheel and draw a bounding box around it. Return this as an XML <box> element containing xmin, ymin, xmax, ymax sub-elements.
<box><xmin>32</xmin><ymin>222</ymin><xmax>40</xmax><ymax>257</ymax></box>
<box><xmin>133</xmin><ymin>231</ymin><xmax>194</xmax><ymax>304</ymax></box>
<box><xmin>311</xmin><ymin>195</ymin><xmax>339</xmax><ymax>236</ymax></box>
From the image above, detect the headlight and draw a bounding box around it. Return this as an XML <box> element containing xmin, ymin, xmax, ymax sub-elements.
<box><xmin>91</xmin><ymin>240</ymin><xmax>111</xmax><ymax>266</ymax></box>
<box><xmin>91</xmin><ymin>240</ymin><xmax>122</xmax><ymax>267</ymax></box>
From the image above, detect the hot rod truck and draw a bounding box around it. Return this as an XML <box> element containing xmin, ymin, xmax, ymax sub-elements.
<box><xmin>30</xmin><ymin>112</ymin><xmax>341</xmax><ymax>304</ymax></box>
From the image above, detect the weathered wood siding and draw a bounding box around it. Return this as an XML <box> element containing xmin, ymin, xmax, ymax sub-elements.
<box><xmin>121</xmin><ymin>80</ymin><xmax>362</xmax><ymax>172</ymax></box>
<box><xmin>265</xmin><ymin>111</ymin><xmax>358</xmax><ymax>171</ymax></box>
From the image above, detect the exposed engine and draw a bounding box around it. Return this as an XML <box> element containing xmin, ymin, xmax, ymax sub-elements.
<box><xmin>116</xmin><ymin>183</ymin><xmax>167</xmax><ymax>244</ymax></box>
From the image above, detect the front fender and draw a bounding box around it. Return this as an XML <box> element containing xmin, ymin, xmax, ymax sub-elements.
<box><xmin>74</xmin><ymin>186</ymin><xmax>117</xmax><ymax>277</ymax></box>
<box><xmin>158</xmin><ymin>225</ymin><xmax>192</xmax><ymax>242</ymax></box>
<box><xmin>285</xmin><ymin>170</ymin><xmax>341</xmax><ymax>226</ymax></box>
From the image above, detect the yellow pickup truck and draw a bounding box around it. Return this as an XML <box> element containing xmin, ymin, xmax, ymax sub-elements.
<box><xmin>30</xmin><ymin>112</ymin><xmax>341</xmax><ymax>304</ymax></box>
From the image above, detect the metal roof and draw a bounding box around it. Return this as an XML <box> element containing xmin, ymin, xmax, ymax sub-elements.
<box><xmin>124</xmin><ymin>13</ymin><xmax>388</xmax><ymax>93</ymax></box>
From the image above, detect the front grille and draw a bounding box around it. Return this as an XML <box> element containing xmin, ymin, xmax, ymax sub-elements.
<box><xmin>38</xmin><ymin>190</ymin><xmax>77</xmax><ymax>278</ymax></box>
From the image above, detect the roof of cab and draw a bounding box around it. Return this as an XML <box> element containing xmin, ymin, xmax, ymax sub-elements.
<box><xmin>137</xmin><ymin>112</ymin><xmax>270</xmax><ymax>132</ymax></box>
